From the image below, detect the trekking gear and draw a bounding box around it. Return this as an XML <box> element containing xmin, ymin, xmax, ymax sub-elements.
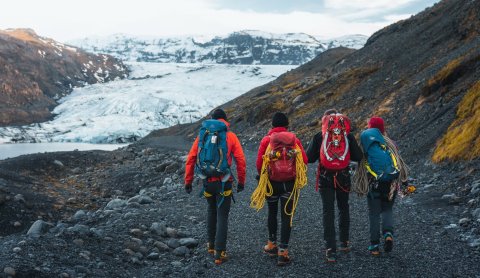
<box><xmin>353</xmin><ymin>134</ymin><xmax>410</xmax><ymax>201</ymax></box>
<box><xmin>360</xmin><ymin>128</ymin><xmax>399</xmax><ymax>183</ymax></box>
<box><xmin>251</xmin><ymin>138</ymin><xmax>307</xmax><ymax>227</ymax></box>
<box><xmin>384</xmin><ymin>232</ymin><xmax>393</xmax><ymax>252</ymax></box>
<box><xmin>185</xmin><ymin>184</ymin><xmax>192</xmax><ymax>194</ymax></box>
<box><xmin>264</xmin><ymin>240</ymin><xmax>278</xmax><ymax>257</ymax></box>
<box><xmin>339</xmin><ymin>241</ymin><xmax>351</xmax><ymax>253</ymax></box>
<box><xmin>320</xmin><ymin>114</ymin><xmax>351</xmax><ymax>171</ymax></box>
<box><xmin>325</xmin><ymin>248</ymin><xmax>337</xmax><ymax>263</ymax></box>
<box><xmin>268</xmin><ymin>132</ymin><xmax>298</xmax><ymax>182</ymax></box>
<box><xmin>368</xmin><ymin>244</ymin><xmax>380</xmax><ymax>256</ymax></box>
<box><xmin>277</xmin><ymin>248</ymin><xmax>291</xmax><ymax>266</ymax></box>
<box><xmin>214</xmin><ymin>250</ymin><xmax>228</xmax><ymax>265</ymax></box>
<box><xmin>207</xmin><ymin>242</ymin><xmax>215</xmax><ymax>255</ymax></box>
<box><xmin>195</xmin><ymin>119</ymin><xmax>231</xmax><ymax>180</ymax></box>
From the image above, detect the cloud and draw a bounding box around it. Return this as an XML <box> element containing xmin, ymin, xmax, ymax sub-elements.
<box><xmin>324</xmin><ymin>0</ymin><xmax>416</xmax><ymax>10</ymax></box>
<box><xmin>0</xmin><ymin>0</ymin><xmax>438</xmax><ymax>42</ymax></box>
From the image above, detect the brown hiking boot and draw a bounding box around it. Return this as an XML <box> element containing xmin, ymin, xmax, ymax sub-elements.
<box><xmin>214</xmin><ymin>250</ymin><xmax>228</xmax><ymax>265</ymax></box>
<box><xmin>277</xmin><ymin>248</ymin><xmax>291</xmax><ymax>266</ymax></box>
<box><xmin>207</xmin><ymin>242</ymin><xmax>214</xmax><ymax>255</ymax></box>
<box><xmin>263</xmin><ymin>240</ymin><xmax>278</xmax><ymax>257</ymax></box>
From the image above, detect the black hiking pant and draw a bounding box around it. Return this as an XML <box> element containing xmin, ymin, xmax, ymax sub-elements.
<box><xmin>205</xmin><ymin>181</ymin><xmax>232</xmax><ymax>251</ymax></box>
<box><xmin>267</xmin><ymin>181</ymin><xmax>295</xmax><ymax>249</ymax></box>
<box><xmin>367</xmin><ymin>181</ymin><xmax>395</xmax><ymax>244</ymax></box>
<box><xmin>318</xmin><ymin>170</ymin><xmax>351</xmax><ymax>252</ymax></box>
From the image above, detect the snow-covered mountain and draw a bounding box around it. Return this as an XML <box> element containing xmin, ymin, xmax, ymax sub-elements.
<box><xmin>70</xmin><ymin>30</ymin><xmax>368</xmax><ymax>65</ymax></box>
<box><xmin>0</xmin><ymin>62</ymin><xmax>295</xmax><ymax>143</ymax></box>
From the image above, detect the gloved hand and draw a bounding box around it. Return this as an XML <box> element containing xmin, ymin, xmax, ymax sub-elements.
<box><xmin>237</xmin><ymin>183</ymin><xmax>245</xmax><ymax>193</ymax></box>
<box><xmin>185</xmin><ymin>184</ymin><xmax>192</xmax><ymax>194</ymax></box>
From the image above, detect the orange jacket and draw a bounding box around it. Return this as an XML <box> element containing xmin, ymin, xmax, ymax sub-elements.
<box><xmin>184</xmin><ymin>119</ymin><xmax>246</xmax><ymax>186</ymax></box>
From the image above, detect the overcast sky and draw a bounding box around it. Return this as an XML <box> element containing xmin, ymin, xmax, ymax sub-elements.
<box><xmin>0</xmin><ymin>0</ymin><xmax>440</xmax><ymax>42</ymax></box>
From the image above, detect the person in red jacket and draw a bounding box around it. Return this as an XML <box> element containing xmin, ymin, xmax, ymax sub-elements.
<box><xmin>256</xmin><ymin>112</ymin><xmax>307</xmax><ymax>266</ymax></box>
<box><xmin>184</xmin><ymin>109</ymin><xmax>246</xmax><ymax>265</ymax></box>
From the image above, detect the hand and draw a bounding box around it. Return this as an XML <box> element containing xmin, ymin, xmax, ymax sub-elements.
<box><xmin>237</xmin><ymin>183</ymin><xmax>244</xmax><ymax>193</ymax></box>
<box><xmin>185</xmin><ymin>184</ymin><xmax>192</xmax><ymax>194</ymax></box>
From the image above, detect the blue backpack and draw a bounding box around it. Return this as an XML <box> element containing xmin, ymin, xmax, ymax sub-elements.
<box><xmin>195</xmin><ymin>119</ymin><xmax>230</xmax><ymax>180</ymax></box>
<box><xmin>360</xmin><ymin>128</ymin><xmax>399</xmax><ymax>182</ymax></box>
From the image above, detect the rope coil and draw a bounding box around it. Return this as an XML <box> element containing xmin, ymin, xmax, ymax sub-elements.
<box><xmin>250</xmin><ymin>144</ymin><xmax>307</xmax><ymax>226</ymax></box>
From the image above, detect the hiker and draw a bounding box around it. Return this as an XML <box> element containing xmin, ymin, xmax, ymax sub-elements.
<box><xmin>251</xmin><ymin>112</ymin><xmax>308</xmax><ymax>266</ymax></box>
<box><xmin>306</xmin><ymin>109</ymin><xmax>362</xmax><ymax>263</ymax></box>
<box><xmin>184</xmin><ymin>108</ymin><xmax>246</xmax><ymax>265</ymax></box>
<box><xmin>353</xmin><ymin>116</ymin><xmax>409</xmax><ymax>256</ymax></box>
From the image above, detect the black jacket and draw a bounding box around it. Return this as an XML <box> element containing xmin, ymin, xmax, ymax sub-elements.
<box><xmin>306</xmin><ymin>132</ymin><xmax>363</xmax><ymax>166</ymax></box>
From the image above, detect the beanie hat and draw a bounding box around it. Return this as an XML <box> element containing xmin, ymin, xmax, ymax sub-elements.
<box><xmin>368</xmin><ymin>116</ymin><xmax>385</xmax><ymax>134</ymax></box>
<box><xmin>272</xmin><ymin>112</ymin><xmax>289</xmax><ymax>127</ymax></box>
<box><xmin>211</xmin><ymin>109</ymin><xmax>227</xmax><ymax>121</ymax></box>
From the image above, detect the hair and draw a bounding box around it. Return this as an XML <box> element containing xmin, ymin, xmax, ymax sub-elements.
<box><xmin>323</xmin><ymin>108</ymin><xmax>338</xmax><ymax>116</ymax></box>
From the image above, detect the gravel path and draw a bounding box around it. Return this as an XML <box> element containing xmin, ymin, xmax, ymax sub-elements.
<box><xmin>183</xmin><ymin>148</ymin><xmax>480</xmax><ymax>277</ymax></box>
<box><xmin>0</xmin><ymin>143</ymin><xmax>479</xmax><ymax>277</ymax></box>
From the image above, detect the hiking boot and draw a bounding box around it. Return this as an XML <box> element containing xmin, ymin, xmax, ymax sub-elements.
<box><xmin>384</xmin><ymin>232</ymin><xmax>394</xmax><ymax>253</ymax></box>
<box><xmin>277</xmin><ymin>248</ymin><xmax>291</xmax><ymax>266</ymax></box>
<box><xmin>214</xmin><ymin>250</ymin><xmax>228</xmax><ymax>265</ymax></box>
<box><xmin>325</xmin><ymin>248</ymin><xmax>337</xmax><ymax>263</ymax></box>
<box><xmin>368</xmin><ymin>244</ymin><xmax>380</xmax><ymax>256</ymax></box>
<box><xmin>207</xmin><ymin>242</ymin><xmax>215</xmax><ymax>255</ymax></box>
<box><xmin>338</xmin><ymin>241</ymin><xmax>351</xmax><ymax>253</ymax></box>
<box><xmin>263</xmin><ymin>240</ymin><xmax>278</xmax><ymax>257</ymax></box>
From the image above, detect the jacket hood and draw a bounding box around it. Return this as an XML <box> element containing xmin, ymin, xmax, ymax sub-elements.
<box><xmin>218</xmin><ymin>118</ymin><xmax>230</xmax><ymax>128</ymax></box>
<box><xmin>267</xmin><ymin>127</ymin><xmax>288</xmax><ymax>135</ymax></box>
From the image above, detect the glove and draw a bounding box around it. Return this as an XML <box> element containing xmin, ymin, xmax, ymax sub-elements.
<box><xmin>255</xmin><ymin>175</ymin><xmax>260</xmax><ymax>181</ymax></box>
<box><xmin>185</xmin><ymin>184</ymin><xmax>192</xmax><ymax>194</ymax></box>
<box><xmin>237</xmin><ymin>183</ymin><xmax>245</xmax><ymax>193</ymax></box>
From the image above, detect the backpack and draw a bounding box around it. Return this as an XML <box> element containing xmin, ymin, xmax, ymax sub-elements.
<box><xmin>320</xmin><ymin>114</ymin><xmax>351</xmax><ymax>171</ymax></box>
<box><xmin>360</xmin><ymin>128</ymin><xmax>399</xmax><ymax>182</ymax></box>
<box><xmin>267</xmin><ymin>132</ymin><xmax>298</xmax><ymax>182</ymax></box>
<box><xmin>195</xmin><ymin>119</ymin><xmax>230</xmax><ymax>179</ymax></box>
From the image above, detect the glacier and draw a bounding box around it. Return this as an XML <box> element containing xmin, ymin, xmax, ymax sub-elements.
<box><xmin>0</xmin><ymin>62</ymin><xmax>294</xmax><ymax>143</ymax></box>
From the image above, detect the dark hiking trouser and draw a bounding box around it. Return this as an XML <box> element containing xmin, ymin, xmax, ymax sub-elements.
<box><xmin>267</xmin><ymin>181</ymin><xmax>295</xmax><ymax>249</ymax></box>
<box><xmin>318</xmin><ymin>170</ymin><xmax>351</xmax><ymax>252</ymax></box>
<box><xmin>367</xmin><ymin>182</ymin><xmax>395</xmax><ymax>244</ymax></box>
<box><xmin>205</xmin><ymin>181</ymin><xmax>232</xmax><ymax>251</ymax></box>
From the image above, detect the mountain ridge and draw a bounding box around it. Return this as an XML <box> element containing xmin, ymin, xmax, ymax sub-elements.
<box><xmin>0</xmin><ymin>28</ymin><xmax>129</xmax><ymax>126</ymax></box>
<box><xmin>150</xmin><ymin>0</ymin><xmax>479</xmax><ymax>164</ymax></box>
<box><xmin>69</xmin><ymin>30</ymin><xmax>367</xmax><ymax>65</ymax></box>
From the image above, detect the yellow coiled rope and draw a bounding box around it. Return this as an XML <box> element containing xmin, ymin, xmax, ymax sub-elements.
<box><xmin>250</xmin><ymin>145</ymin><xmax>308</xmax><ymax>226</ymax></box>
<box><xmin>352</xmin><ymin>135</ymin><xmax>409</xmax><ymax>200</ymax></box>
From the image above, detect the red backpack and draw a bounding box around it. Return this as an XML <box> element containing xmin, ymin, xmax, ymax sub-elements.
<box><xmin>320</xmin><ymin>114</ymin><xmax>351</xmax><ymax>171</ymax></box>
<box><xmin>268</xmin><ymin>132</ymin><xmax>298</xmax><ymax>182</ymax></box>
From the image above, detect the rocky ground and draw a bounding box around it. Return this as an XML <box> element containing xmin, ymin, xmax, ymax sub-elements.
<box><xmin>0</xmin><ymin>136</ymin><xmax>479</xmax><ymax>277</ymax></box>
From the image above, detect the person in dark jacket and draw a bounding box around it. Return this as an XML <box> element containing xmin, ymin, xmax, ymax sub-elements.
<box><xmin>306</xmin><ymin>109</ymin><xmax>363</xmax><ymax>263</ymax></box>
<box><xmin>256</xmin><ymin>112</ymin><xmax>308</xmax><ymax>266</ymax></box>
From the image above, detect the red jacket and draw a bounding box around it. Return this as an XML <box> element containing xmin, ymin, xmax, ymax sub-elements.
<box><xmin>184</xmin><ymin>119</ymin><xmax>246</xmax><ymax>185</ymax></box>
<box><xmin>256</xmin><ymin>127</ymin><xmax>308</xmax><ymax>174</ymax></box>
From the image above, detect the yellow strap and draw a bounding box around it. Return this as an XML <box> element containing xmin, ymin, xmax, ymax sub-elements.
<box><xmin>204</xmin><ymin>189</ymin><xmax>232</xmax><ymax>198</ymax></box>
<box><xmin>204</xmin><ymin>191</ymin><xmax>213</xmax><ymax>198</ymax></box>
<box><xmin>390</xmin><ymin>151</ymin><xmax>399</xmax><ymax>170</ymax></box>
<box><xmin>365</xmin><ymin>162</ymin><xmax>378</xmax><ymax>179</ymax></box>
<box><xmin>221</xmin><ymin>189</ymin><xmax>232</xmax><ymax>197</ymax></box>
